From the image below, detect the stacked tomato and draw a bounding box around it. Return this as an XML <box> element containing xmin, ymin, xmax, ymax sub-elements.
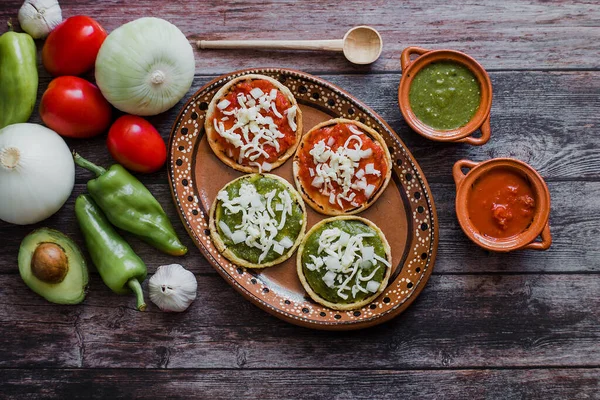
<box><xmin>39</xmin><ymin>16</ymin><xmax>166</xmax><ymax>173</ymax></box>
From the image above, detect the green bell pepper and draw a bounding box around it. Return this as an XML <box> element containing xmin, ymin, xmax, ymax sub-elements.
<box><xmin>73</xmin><ymin>153</ymin><xmax>188</xmax><ymax>256</ymax></box>
<box><xmin>75</xmin><ymin>194</ymin><xmax>147</xmax><ymax>311</ymax></box>
<box><xmin>0</xmin><ymin>21</ymin><xmax>38</xmax><ymax>129</ymax></box>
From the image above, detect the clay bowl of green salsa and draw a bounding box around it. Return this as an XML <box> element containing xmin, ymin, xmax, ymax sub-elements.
<box><xmin>398</xmin><ymin>47</ymin><xmax>493</xmax><ymax>145</ymax></box>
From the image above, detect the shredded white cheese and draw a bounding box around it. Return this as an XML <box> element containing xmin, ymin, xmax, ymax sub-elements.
<box><xmin>217</xmin><ymin>181</ymin><xmax>296</xmax><ymax>263</ymax></box>
<box><xmin>280</xmin><ymin>236</ymin><xmax>294</xmax><ymax>249</ymax></box>
<box><xmin>365</xmin><ymin>163</ymin><xmax>381</xmax><ymax>176</ymax></box>
<box><xmin>217</xmin><ymin>99</ymin><xmax>231</xmax><ymax>109</ymax></box>
<box><xmin>250</xmin><ymin>87</ymin><xmax>264</xmax><ymax>99</ymax></box>
<box><xmin>306</xmin><ymin>124</ymin><xmax>381</xmax><ymax>209</ymax></box>
<box><xmin>213</xmin><ymin>84</ymin><xmax>297</xmax><ymax>165</ymax></box>
<box><xmin>286</xmin><ymin>105</ymin><xmax>297</xmax><ymax>132</ymax></box>
<box><xmin>304</xmin><ymin>226</ymin><xmax>389</xmax><ymax>301</ymax></box>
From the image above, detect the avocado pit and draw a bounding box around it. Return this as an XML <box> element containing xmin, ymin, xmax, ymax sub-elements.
<box><xmin>31</xmin><ymin>242</ymin><xmax>69</xmax><ymax>283</ymax></box>
<box><xmin>19</xmin><ymin>228</ymin><xmax>89</xmax><ymax>304</ymax></box>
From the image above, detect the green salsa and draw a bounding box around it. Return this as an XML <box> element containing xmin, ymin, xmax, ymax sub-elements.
<box><xmin>216</xmin><ymin>175</ymin><xmax>304</xmax><ymax>264</ymax></box>
<box><xmin>301</xmin><ymin>219</ymin><xmax>387</xmax><ymax>304</ymax></box>
<box><xmin>409</xmin><ymin>61</ymin><xmax>481</xmax><ymax>130</ymax></box>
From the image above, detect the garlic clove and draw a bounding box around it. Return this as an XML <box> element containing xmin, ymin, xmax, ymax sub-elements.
<box><xmin>149</xmin><ymin>264</ymin><xmax>197</xmax><ymax>312</ymax></box>
<box><xmin>18</xmin><ymin>0</ymin><xmax>63</xmax><ymax>39</ymax></box>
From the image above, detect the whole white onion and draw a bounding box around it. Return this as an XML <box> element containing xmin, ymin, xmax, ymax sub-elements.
<box><xmin>0</xmin><ymin>123</ymin><xmax>74</xmax><ymax>225</ymax></box>
<box><xmin>95</xmin><ymin>17</ymin><xmax>196</xmax><ymax>116</ymax></box>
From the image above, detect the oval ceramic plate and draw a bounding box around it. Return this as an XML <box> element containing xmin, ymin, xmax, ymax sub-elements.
<box><xmin>168</xmin><ymin>68</ymin><xmax>438</xmax><ymax>330</ymax></box>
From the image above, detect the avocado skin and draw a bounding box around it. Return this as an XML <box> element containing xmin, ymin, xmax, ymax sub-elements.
<box><xmin>18</xmin><ymin>228</ymin><xmax>89</xmax><ymax>304</ymax></box>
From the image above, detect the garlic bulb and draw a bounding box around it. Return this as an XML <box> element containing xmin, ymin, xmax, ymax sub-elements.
<box><xmin>149</xmin><ymin>264</ymin><xmax>197</xmax><ymax>312</ymax></box>
<box><xmin>18</xmin><ymin>0</ymin><xmax>62</xmax><ymax>39</ymax></box>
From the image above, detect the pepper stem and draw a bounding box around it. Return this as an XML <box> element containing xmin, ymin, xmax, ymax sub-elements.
<box><xmin>72</xmin><ymin>152</ymin><xmax>106</xmax><ymax>177</ymax></box>
<box><xmin>7</xmin><ymin>19</ymin><xmax>13</xmax><ymax>31</ymax></box>
<box><xmin>127</xmin><ymin>278</ymin><xmax>147</xmax><ymax>311</ymax></box>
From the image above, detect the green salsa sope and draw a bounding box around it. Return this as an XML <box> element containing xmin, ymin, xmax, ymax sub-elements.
<box><xmin>215</xmin><ymin>174</ymin><xmax>304</xmax><ymax>264</ymax></box>
<box><xmin>409</xmin><ymin>61</ymin><xmax>481</xmax><ymax>130</ymax></box>
<box><xmin>301</xmin><ymin>219</ymin><xmax>388</xmax><ymax>304</ymax></box>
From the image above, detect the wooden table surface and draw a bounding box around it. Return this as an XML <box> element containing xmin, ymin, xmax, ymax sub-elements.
<box><xmin>1</xmin><ymin>1</ymin><xmax>599</xmax><ymax>398</ymax></box>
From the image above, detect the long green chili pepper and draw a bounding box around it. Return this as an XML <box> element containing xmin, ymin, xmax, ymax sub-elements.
<box><xmin>0</xmin><ymin>20</ymin><xmax>38</xmax><ymax>129</ymax></box>
<box><xmin>73</xmin><ymin>153</ymin><xmax>188</xmax><ymax>256</ymax></box>
<box><xmin>75</xmin><ymin>194</ymin><xmax>147</xmax><ymax>311</ymax></box>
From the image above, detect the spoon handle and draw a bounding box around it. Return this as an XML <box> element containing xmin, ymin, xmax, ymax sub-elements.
<box><xmin>197</xmin><ymin>39</ymin><xmax>344</xmax><ymax>52</ymax></box>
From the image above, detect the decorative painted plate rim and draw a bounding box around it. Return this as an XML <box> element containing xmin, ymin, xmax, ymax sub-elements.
<box><xmin>168</xmin><ymin>68</ymin><xmax>438</xmax><ymax>330</ymax></box>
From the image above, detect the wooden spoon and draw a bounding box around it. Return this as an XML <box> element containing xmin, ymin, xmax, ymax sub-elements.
<box><xmin>197</xmin><ymin>26</ymin><xmax>383</xmax><ymax>65</ymax></box>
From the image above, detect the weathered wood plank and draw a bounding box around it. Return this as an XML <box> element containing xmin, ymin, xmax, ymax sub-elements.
<box><xmin>0</xmin><ymin>322</ymin><xmax>82</xmax><ymax>368</ymax></box>
<box><xmin>1</xmin><ymin>368</ymin><xmax>598</xmax><ymax>400</ymax></box>
<box><xmin>1</xmin><ymin>274</ymin><xmax>598</xmax><ymax>368</ymax></box>
<box><xmin>1</xmin><ymin>180</ymin><xmax>599</xmax><ymax>274</ymax></box>
<box><xmin>10</xmin><ymin>71</ymin><xmax>599</xmax><ymax>186</ymax></box>
<box><xmin>1</xmin><ymin>0</ymin><xmax>598</xmax><ymax>72</ymax></box>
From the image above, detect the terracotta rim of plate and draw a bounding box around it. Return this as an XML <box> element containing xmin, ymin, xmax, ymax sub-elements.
<box><xmin>398</xmin><ymin>46</ymin><xmax>493</xmax><ymax>145</ymax></box>
<box><xmin>167</xmin><ymin>68</ymin><xmax>439</xmax><ymax>330</ymax></box>
<box><xmin>453</xmin><ymin>158</ymin><xmax>552</xmax><ymax>252</ymax></box>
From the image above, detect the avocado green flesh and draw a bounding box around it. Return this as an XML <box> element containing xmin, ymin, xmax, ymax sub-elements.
<box><xmin>216</xmin><ymin>175</ymin><xmax>304</xmax><ymax>264</ymax></box>
<box><xmin>409</xmin><ymin>61</ymin><xmax>481</xmax><ymax>130</ymax></box>
<box><xmin>18</xmin><ymin>228</ymin><xmax>89</xmax><ymax>304</ymax></box>
<box><xmin>302</xmin><ymin>220</ymin><xmax>387</xmax><ymax>304</ymax></box>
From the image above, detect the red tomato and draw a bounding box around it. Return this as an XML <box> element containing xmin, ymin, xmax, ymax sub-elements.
<box><xmin>42</xmin><ymin>16</ymin><xmax>107</xmax><ymax>76</ymax></box>
<box><xmin>107</xmin><ymin>115</ymin><xmax>167</xmax><ymax>173</ymax></box>
<box><xmin>39</xmin><ymin>76</ymin><xmax>112</xmax><ymax>138</ymax></box>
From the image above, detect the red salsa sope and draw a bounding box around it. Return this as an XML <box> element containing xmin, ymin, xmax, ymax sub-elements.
<box><xmin>467</xmin><ymin>168</ymin><xmax>536</xmax><ymax>239</ymax></box>
<box><xmin>297</xmin><ymin>122</ymin><xmax>389</xmax><ymax>211</ymax></box>
<box><xmin>212</xmin><ymin>79</ymin><xmax>297</xmax><ymax>167</ymax></box>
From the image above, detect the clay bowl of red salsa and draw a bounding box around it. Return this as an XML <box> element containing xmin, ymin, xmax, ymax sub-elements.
<box><xmin>398</xmin><ymin>46</ymin><xmax>493</xmax><ymax>145</ymax></box>
<box><xmin>453</xmin><ymin>158</ymin><xmax>552</xmax><ymax>252</ymax></box>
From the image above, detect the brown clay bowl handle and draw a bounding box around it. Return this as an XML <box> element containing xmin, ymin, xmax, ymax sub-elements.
<box><xmin>452</xmin><ymin>159</ymin><xmax>479</xmax><ymax>188</ymax></box>
<box><xmin>458</xmin><ymin>114</ymin><xmax>491</xmax><ymax>146</ymax></box>
<box><xmin>524</xmin><ymin>222</ymin><xmax>552</xmax><ymax>250</ymax></box>
<box><xmin>400</xmin><ymin>46</ymin><xmax>430</xmax><ymax>71</ymax></box>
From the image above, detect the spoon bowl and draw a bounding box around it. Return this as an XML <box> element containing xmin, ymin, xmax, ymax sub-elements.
<box><xmin>342</xmin><ymin>26</ymin><xmax>383</xmax><ymax>65</ymax></box>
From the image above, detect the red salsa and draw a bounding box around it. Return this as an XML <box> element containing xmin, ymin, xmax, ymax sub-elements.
<box><xmin>467</xmin><ymin>168</ymin><xmax>536</xmax><ymax>239</ymax></box>
<box><xmin>296</xmin><ymin>123</ymin><xmax>388</xmax><ymax>211</ymax></box>
<box><xmin>213</xmin><ymin>79</ymin><xmax>297</xmax><ymax>166</ymax></box>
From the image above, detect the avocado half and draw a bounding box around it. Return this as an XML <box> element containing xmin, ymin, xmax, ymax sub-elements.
<box><xmin>18</xmin><ymin>228</ymin><xmax>89</xmax><ymax>304</ymax></box>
